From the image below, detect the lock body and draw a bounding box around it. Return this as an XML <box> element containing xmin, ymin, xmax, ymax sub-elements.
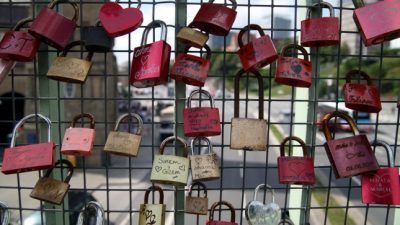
<box><xmin>171</xmin><ymin>53</ymin><xmax>210</xmax><ymax>87</ymax></box>
<box><xmin>138</xmin><ymin>204</ymin><xmax>165</xmax><ymax>225</ymax></box>
<box><xmin>185</xmin><ymin>196</ymin><xmax>208</xmax><ymax>215</ymax></box>
<box><xmin>83</xmin><ymin>26</ymin><xmax>114</xmax><ymax>52</ymax></box>
<box><xmin>150</xmin><ymin>155</ymin><xmax>189</xmax><ymax>186</ymax></box>
<box><xmin>0</xmin><ymin>59</ymin><xmax>16</xmax><ymax>84</ymax></box>
<box><xmin>0</xmin><ymin>31</ymin><xmax>40</xmax><ymax>61</ymax></box>
<box><xmin>183</xmin><ymin>107</ymin><xmax>220</xmax><ymax>137</ymax></box>
<box><xmin>47</xmin><ymin>57</ymin><xmax>92</xmax><ymax>83</ymax></box>
<box><xmin>230</xmin><ymin>118</ymin><xmax>267</xmax><ymax>151</ymax></box>
<box><xmin>104</xmin><ymin>131</ymin><xmax>141</xmax><ymax>156</ymax></box>
<box><xmin>176</xmin><ymin>27</ymin><xmax>209</xmax><ymax>48</ymax></box>
<box><xmin>277</xmin><ymin>156</ymin><xmax>315</xmax><ymax>185</ymax></box>
<box><xmin>190</xmin><ymin>154</ymin><xmax>220</xmax><ymax>182</ymax></box>
<box><xmin>301</xmin><ymin>17</ymin><xmax>339</xmax><ymax>47</ymax></box>
<box><xmin>275</xmin><ymin>56</ymin><xmax>312</xmax><ymax>87</ymax></box>
<box><xmin>361</xmin><ymin>167</ymin><xmax>400</xmax><ymax>204</ymax></box>
<box><xmin>61</xmin><ymin>127</ymin><xmax>95</xmax><ymax>156</ymax></box>
<box><xmin>30</xmin><ymin>177</ymin><xmax>70</xmax><ymax>205</ymax></box>
<box><xmin>343</xmin><ymin>83</ymin><xmax>382</xmax><ymax>113</ymax></box>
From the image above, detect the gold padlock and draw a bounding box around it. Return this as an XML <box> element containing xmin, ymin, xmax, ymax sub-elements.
<box><xmin>150</xmin><ymin>136</ymin><xmax>189</xmax><ymax>186</ymax></box>
<box><xmin>185</xmin><ymin>181</ymin><xmax>208</xmax><ymax>215</ymax></box>
<box><xmin>104</xmin><ymin>113</ymin><xmax>143</xmax><ymax>157</ymax></box>
<box><xmin>47</xmin><ymin>40</ymin><xmax>94</xmax><ymax>83</ymax></box>
<box><xmin>190</xmin><ymin>137</ymin><xmax>220</xmax><ymax>182</ymax></box>
<box><xmin>30</xmin><ymin>159</ymin><xmax>73</xmax><ymax>205</ymax></box>
<box><xmin>230</xmin><ymin>69</ymin><xmax>267</xmax><ymax>151</ymax></box>
<box><xmin>138</xmin><ymin>185</ymin><xmax>166</xmax><ymax>225</ymax></box>
<box><xmin>176</xmin><ymin>26</ymin><xmax>209</xmax><ymax>48</ymax></box>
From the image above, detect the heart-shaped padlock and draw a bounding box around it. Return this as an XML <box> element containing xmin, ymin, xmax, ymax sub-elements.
<box><xmin>246</xmin><ymin>184</ymin><xmax>281</xmax><ymax>225</ymax></box>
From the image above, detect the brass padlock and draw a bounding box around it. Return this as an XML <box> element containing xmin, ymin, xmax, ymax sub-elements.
<box><xmin>185</xmin><ymin>181</ymin><xmax>208</xmax><ymax>215</ymax></box>
<box><xmin>230</xmin><ymin>69</ymin><xmax>267</xmax><ymax>151</ymax></box>
<box><xmin>190</xmin><ymin>137</ymin><xmax>220</xmax><ymax>182</ymax></box>
<box><xmin>104</xmin><ymin>113</ymin><xmax>143</xmax><ymax>157</ymax></box>
<box><xmin>30</xmin><ymin>159</ymin><xmax>73</xmax><ymax>205</ymax></box>
<box><xmin>76</xmin><ymin>201</ymin><xmax>105</xmax><ymax>225</ymax></box>
<box><xmin>176</xmin><ymin>26</ymin><xmax>209</xmax><ymax>48</ymax></box>
<box><xmin>0</xmin><ymin>201</ymin><xmax>10</xmax><ymax>225</ymax></box>
<box><xmin>138</xmin><ymin>185</ymin><xmax>166</xmax><ymax>225</ymax></box>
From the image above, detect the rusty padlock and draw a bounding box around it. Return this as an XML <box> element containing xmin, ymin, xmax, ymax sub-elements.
<box><xmin>61</xmin><ymin>113</ymin><xmax>95</xmax><ymax>156</ymax></box>
<box><xmin>0</xmin><ymin>201</ymin><xmax>10</xmax><ymax>225</ymax></box>
<box><xmin>170</xmin><ymin>44</ymin><xmax>211</xmax><ymax>87</ymax></box>
<box><xmin>104</xmin><ymin>113</ymin><xmax>143</xmax><ymax>157</ymax></box>
<box><xmin>301</xmin><ymin>2</ymin><xmax>339</xmax><ymax>47</ymax></box>
<box><xmin>0</xmin><ymin>58</ymin><xmax>16</xmax><ymax>85</ymax></box>
<box><xmin>275</xmin><ymin>44</ymin><xmax>312</xmax><ymax>88</ymax></box>
<box><xmin>2</xmin><ymin>114</ymin><xmax>55</xmax><ymax>174</ymax></box>
<box><xmin>130</xmin><ymin>20</ymin><xmax>171</xmax><ymax>88</ymax></box>
<box><xmin>206</xmin><ymin>201</ymin><xmax>238</xmax><ymax>225</ymax></box>
<box><xmin>0</xmin><ymin>18</ymin><xmax>40</xmax><ymax>62</ymax></box>
<box><xmin>29</xmin><ymin>0</ymin><xmax>79</xmax><ymax>50</ymax></box>
<box><xmin>322</xmin><ymin>111</ymin><xmax>379</xmax><ymax>179</ymax></box>
<box><xmin>190</xmin><ymin>137</ymin><xmax>220</xmax><ymax>182</ymax></box>
<box><xmin>230</xmin><ymin>69</ymin><xmax>267</xmax><ymax>151</ymax></box>
<box><xmin>176</xmin><ymin>26</ymin><xmax>209</xmax><ymax>48</ymax></box>
<box><xmin>138</xmin><ymin>185</ymin><xmax>165</xmax><ymax>225</ymax></box>
<box><xmin>190</xmin><ymin>0</ymin><xmax>237</xmax><ymax>36</ymax></box>
<box><xmin>183</xmin><ymin>89</ymin><xmax>221</xmax><ymax>137</ymax></box>
<box><xmin>185</xmin><ymin>181</ymin><xmax>209</xmax><ymax>215</ymax></box>
<box><xmin>343</xmin><ymin>70</ymin><xmax>382</xmax><ymax>113</ymax></box>
<box><xmin>30</xmin><ymin>159</ymin><xmax>73</xmax><ymax>205</ymax></box>
<box><xmin>277</xmin><ymin>136</ymin><xmax>316</xmax><ymax>185</ymax></box>
<box><xmin>237</xmin><ymin>24</ymin><xmax>278</xmax><ymax>72</ymax></box>
<box><xmin>361</xmin><ymin>140</ymin><xmax>400</xmax><ymax>205</ymax></box>
<box><xmin>76</xmin><ymin>201</ymin><xmax>105</xmax><ymax>225</ymax></box>
<box><xmin>353</xmin><ymin>0</ymin><xmax>400</xmax><ymax>46</ymax></box>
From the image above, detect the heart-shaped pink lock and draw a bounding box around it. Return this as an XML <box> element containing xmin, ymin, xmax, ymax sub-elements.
<box><xmin>99</xmin><ymin>1</ymin><xmax>143</xmax><ymax>38</ymax></box>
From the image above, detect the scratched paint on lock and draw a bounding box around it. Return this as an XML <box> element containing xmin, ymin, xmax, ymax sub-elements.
<box><xmin>47</xmin><ymin>57</ymin><xmax>92</xmax><ymax>79</ymax></box>
<box><xmin>30</xmin><ymin>177</ymin><xmax>69</xmax><ymax>204</ymax></box>
<box><xmin>190</xmin><ymin>154</ymin><xmax>220</xmax><ymax>181</ymax></box>
<box><xmin>275</xmin><ymin>57</ymin><xmax>312</xmax><ymax>84</ymax></box>
<box><xmin>104</xmin><ymin>131</ymin><xmax>141</xmax><ymax>156</ymax></box>
<box><xmin>186</xmin><ymin>196</ymin><xmax>208</xmax><ymax>215</ymax></box>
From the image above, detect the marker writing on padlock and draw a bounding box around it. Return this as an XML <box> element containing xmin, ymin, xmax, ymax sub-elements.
<box><xmin>346</xmin><ymin>162</ymin><xmax>375</xmax><ymax>171</ymax></box>
<box><xmin>348</xmin><ymin>95</ymin><xmax>374</xmax><ymax>105</ymax></box>
<box><xmin>135</xmin><ymin>65</ymin><xmax>160</xmax><ymax>79</ymax></box>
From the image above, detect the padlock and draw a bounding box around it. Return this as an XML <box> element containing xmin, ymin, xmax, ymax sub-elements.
<box><xmin>343</xmin><ymin>70</ymin><xmax>382</xmax><ymax>113</ymax></box>
<box><xmin>206</xmin><ymin>201</ymin><xmax>237</xmax><ymax>225</ymax></box>
<box><xmin>170</xmin><ymin>44</ymin><xmax>211</xmax><ymax>87</ymax></box>
<box><xmin>83</xmin><ymin>21</ymin><xmax>114</xmax><ymax>52</ymax></box>
<box><xmin>176</xmin><ymin>26</ymin><xmax>209</xmax><ymax>48</ymax></box>
<box><xmin>138</xmin><ymin>185</ymin><xmax>165</xmax><ymax>225</ymax></box>
<box><xmin>237</xmin><ymin>24</ymin><xmax>278</xmax><ymax>72</ymax></box>
<box><xmin>30</xmin><ymin>159</ymin><xmax>73</xmax><ymax>205</ymax></box>
<box><xmin>130</xmin><ymin>20</ymin><xmax>171</xmax><ymax>88</ymax></box>
<box><xmin>185</xmin><ymin>181</ymin><xmax>209</xmax><ymax>215</ymax></box>
<box><xmin>150</xmin><ymin>136</ymin><xmax>190</xmax><ymax>186</ymax></box>
<box><xmin>275</xmin><ymin>44</ymin><xmax>313</xmax><ymax>88</ymax></box>
<box><xmin>230</xmin><ymin>69</ymin><xmax>267</xmax><ymax>151</ymax></box>
<box><xmin>0</xmin><ymin>58</ymin><xmax>16</xmax><ymax>85</ymax></box>
<box><xmin>183</xmin><ymin>89</ymin><xmax>221</xmax><ymax>137</ymax></box>
<box><xmin>277</xmin><ymin>136</ymin><xmax>316</xmax><ymax>185</ymax></box>
<box><xmin>61</xmin><ymin>113</ymin><xmax>95</xmax><ymax>156</ymax></box>
<box><xmin>245</xmin><ymin>184</ymin><xmax>281</xmax><ymax>225</ymax></box>
<box><xmin>47</xmin><ymin>41</ymin><xmax>94</xmax><ymax>83</ymax></box>
<box><xmin>76</xmin><ymin>201</ymin><xmax>105</xmax><ymax>225</ymax></box>
<box><xmin>0</xmin><ymin>201</ymin><xmax>10</xmax><ymax>225</ymax></box>
<box><xmin>104</xmin><ymin>113</ymin><xmax>143</xmax><ymax>157</ymax></box>
<box><xmin>322</xmin><ymin>111</ymin><xmax>379</xmax><ymax>179</ymax></box>
<box><xmin>29</xmin><ymin>0</ymin><xmax>79</xmax><ymax>50</ymax></box>
<box><xmin>190</xmin><ymin>137</ymin><xmax>220</xmax><ymax>182</ymax></box>
<box><xmin>352</xmin><ymin>0</ymin><xmax>400</xmax><ymax>46</ymax></box>
<box><xmin>190</xmin><ymin>0</ymin><xmax>237</xmax><ymax>36</ymax></box>
<box><xmin>301</xmin><ymin>2</ymin><xmax>339</xmax><ymax>47</ymax></box>
<box><xmin>361</xmin><ymin>140</ymin><xmax>400</xmax><ymax>205</ymax></box>
<box><xmin>2</xmin><ymin>114</ymin><xmax>55</xmax><ymax>174</ymax></box>
<box><xmin>0</xmin><ymin>18</ymin><xmax>40</xmax><ymax>62</ymax></box>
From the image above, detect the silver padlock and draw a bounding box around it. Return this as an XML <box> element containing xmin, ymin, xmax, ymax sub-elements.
<box><xmin>0</xmin><ymin>201</ymin><xmax>10</xmax><ymax>225</ymax></box>
<box><xmin>246</xmin><ymin>184</ymin><xmax>281</xmax><ymax>225</ymax></box>
<box><xmin>76</xmin><ymin>201</ymin><xmax>105</xmax><ymax>225</ymax></box>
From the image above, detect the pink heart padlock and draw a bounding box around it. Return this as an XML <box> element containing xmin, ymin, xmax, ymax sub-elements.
<box><xmin>99</xmin><ymin>2</ymin><xmax>143</xmax><ymax>38</ymax></box>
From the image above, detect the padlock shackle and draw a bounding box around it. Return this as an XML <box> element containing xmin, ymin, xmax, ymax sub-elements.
<box><xmin>187</xmin><ymin>89</ymin><xmax>215</xmax><ymax>108</ymax></box>
<box><xmin>238</xmin><ymin>24</ymin><xmax>265</xmax><ymax>48</ymax></box>
<box><xmin>254</xmin><ymin>184</ymin><xmax>275</xmax><ymax>203</ymax></box>
<box><xmin>209</xmin><ymin>201</ymin><xmax>235</xmax><ymax>222</ymax></box>
<box><xmin>62</xmin><ymin>41</ymin><xmax>95</xmax><ymax>61</ymax></box>
<box><xmin>0</xmin><ymin>201</ymin><xmax>10</xmax><ymax>225</ymax></box>
<box><xmin>159</xmin><ymin>136</ymin><xmax>188</xmax><ymax>157</ymax></box>
<box><xmin>70</xmin><ymin>113</ymin><xmax>95</xmax><ymax>129</ymax></box>
<box><xmin>48</xmin><ymin>0</ymin><xmax>79</xmax><ymax>23</ymax></box>
<box><xmin>279</xmin><ymin>136</ymin><xmax>309</xmax><ymax>157</ymax></box>
<box><xmin>10</xmin><ymin>113</ymin><xmax>52</xmax><ymax>147</ymax></box>
<box><xmin>352</xmin><ymin>0</ymin><xmax>365</xmax><ymax>8</ymax></box>
<box><xmin>371</xmin><ymin>140</ymin><xmax>395</xmax><ymax>167</ymax></box>
<box><xmin>190</xmin><ymin>137</ymin><xmax>213</xmax><ymax>156</ymax></box>
<box><xmin>141</xmin><ymin>20</ymin><xmax>168</xmax><ymax>46</ymax></box>
<box><xmin>306</xmin><ymin>1</ymin><xmax>335</xmax><ymax>19</ymax></box>
<box><xmin>76</xmin><ymin>201</ymin><xmax>105</xmax><ymax>225</ymax></box>
<box><xmin>114</xmin><ymin>113</ymin><xmax>143</xmax><ymax>135</ymax></box>
<box><xmin>281</xmin><ymin>44</ymin><xmax>309</xmax><ymax>61</ymax></box>
<box><xmin>345</xmin><ymin>70</ymin><xmax>373</xmax><ymax>85</ymax></box>
<box><xmin>322</xmin><ymin>111</ymin><xmax>360</xmax><ymax>141</ymax></box>
<box><xmin>13</xmin><ymin>17</ymin><xmax>34</xmax><ymax>31</ymax></box>
<box><xmin>208</xmin><ymin>0</ymin><xmax>237</xmax><ymax>10</ymax></box>
<box><xmin>234</xmin><ymin>69</ymin><xmax>264</xmax><ymax>119</ymax></box>
<box><xmin>184</xmin><ymin>44</ymin><xmax>212</xmax><ymax>60</ymax></box>
<box><xmin>44</xmin><ymin>159</ymin><xmax>74</xmax><ymax>183</ymax></box>
<box><xmin>115</xmin><ymin>0</ymin><xmax>141</xmax><ymax>8</ymax></box>
<box><xmin>278</xmin><ymin>219</ymin><xmax>295</xmax><ymax>225</ymax></box>
<box><xmin>144</xmin><ymin>185</ymin><xmax>164</xmax><ymax>204</ymax></box>
<box><xmin>188</xmin><ymin>181</ymin><xmax>208</xmax><ymax>197</ymax></box>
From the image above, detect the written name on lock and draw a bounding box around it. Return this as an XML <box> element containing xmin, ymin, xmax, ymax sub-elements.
<box><xmin>190</xmin><ymin>137</ymin><xmax>220</xmax><ymax>182</ymax></box>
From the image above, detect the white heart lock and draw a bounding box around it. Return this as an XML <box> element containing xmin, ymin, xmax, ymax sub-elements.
<box><xmin>246</xmin><ymin>184</ymin><xmax>281</xmax><ymax>225</ymax></box>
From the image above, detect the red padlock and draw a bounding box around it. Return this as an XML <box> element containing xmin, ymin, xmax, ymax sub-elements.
<box><xmin>29</xmin><ymin>0</ymin><xmax>79</xmax><ymax>50</ymax></box>
<box><xmin>277</xmin><ymin>136</ymin><xmax>316</xmax><ymax>185</ymax></box>
<box><xmin>0</xmin><ymin>18</ymin><xmax>40</xmax><ymax>62</ymax></box>
<box><xmin>184</xmin><ymin>89</ymin><xmax>221</xmax><ymax>137</ymax></box>
<box><xmin>170</xmin><ymin>44</ymin><xmax>211</xmax><ymax>87</ymax></box>
<box><xmin>301</xmin><ymin>2</ymin><xmax>339</xmax><ymax>47</ymax></box>
<box><xmin>237</xmin><ymin>24</ymin><xmax>278</xmax><ymax>72</ymax></box>
<box><xmin>206</xmin><ymin>201</ymin><xmax>238</xmax><ymax>225</ymax></box>
<box><xmin>130</xmin><ymin>20</ymin><xmax>171</xmax><ymax>88</ymax></box>
<box><xmin>2</xmin><ymin>114</ymin><xmax>55</xmax><ymax>174</ymax></box>
<box><xmin>322</xmin><ymin>111</ymin><xmax>379</xmax><ymax>179</ymax></box>
<box><xmin>353</xmin><ymin>0</ymin><xmax>400</xmax><ymax>46</ymax></box>
<box><xmin>275</xmin><ymin>44</ymin><xmax>312</xmax><ymax>88</ymax></box>
<box><xmin>61</xmin><ymin>113</ymin><xmax>95</xmax><ymax>156</ymax></box>
<box><xmin>361</xmin><ymin>140</ymin><xmax>400</xmax><ymax>205</ymax></box>
<box><xmin>343</xmin><ymin>70</ymin><xmax>382</xmax><ymax>113</ymax></box>
<box><xmin>190</xmin><ymin>0</ymin><xmax>237</xmax><ymax>36</ymax></box>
